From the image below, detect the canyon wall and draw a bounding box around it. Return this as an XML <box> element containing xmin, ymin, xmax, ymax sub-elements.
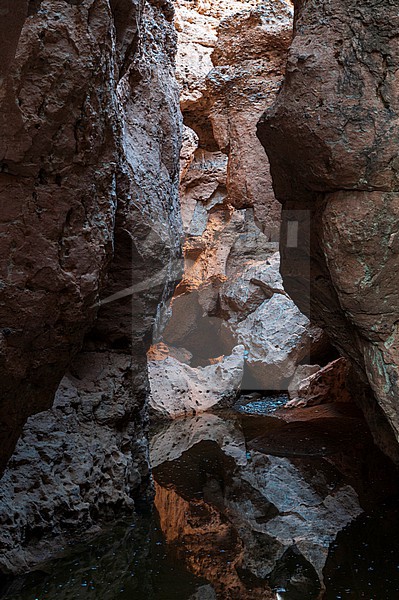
<box><xmin>0</xmin><ymin>0</ymin><xmax>182</xmax><ymax>574</ymax></box>
<box><xmin>257</xmin><ymin>0</ymin><xmax>399</xmax><ymax>461</ymax></box>
<box><xmin>149</xmin><ymin>0</ymin><xmax>332</xmax><ymax>417</ymax></box>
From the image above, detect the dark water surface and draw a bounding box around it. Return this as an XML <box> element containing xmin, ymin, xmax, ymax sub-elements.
<box><xmin>2</xmin><ymin>399</ymin><xmax>399</xmax><ymax>600</ymax></box>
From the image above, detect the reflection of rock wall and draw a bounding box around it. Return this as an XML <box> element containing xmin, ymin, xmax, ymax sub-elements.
<box><xmin>151</xmin><ymin>410</ymin><xmax>379</xmax><ymax>598</ymax></box>
<box><xmin>0</xmin><ymin>0</ymin><xmax>182</xmax><ymax>574</ymax></box>
<box><xmin>155</xmin><ymin>483</ymin><xmax>273</xmax><ymax>600</ymax></box>
<box><xmin>257</xmin><ymin>0</ymin><xmax>399</xmax><ymax>462</ymax></box>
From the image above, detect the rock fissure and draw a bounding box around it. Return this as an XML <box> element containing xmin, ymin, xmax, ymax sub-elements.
<box><xmin>0</xmin><ymin>0</ymin><xmax>398</xmax><ymax>588</ymax></box>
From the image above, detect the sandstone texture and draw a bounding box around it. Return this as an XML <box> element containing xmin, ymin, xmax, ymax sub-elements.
<box><xmin>148</xmin><ymin>345</ymin><xmax>245</xmax><ymax>419</ymax></box>
<box><xmin>258</xmin><ymin>0</ymin><xmax>399</xmax><ymax>461</ymax></box>
<box><xmin>0</xmin><ymin>0</ymin><xmax>182</xmax><ymax>573</ymax></box>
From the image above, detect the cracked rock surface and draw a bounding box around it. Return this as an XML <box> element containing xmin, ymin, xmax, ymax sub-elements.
<box><xmin>0</xmin><ymin>0</ymin><xmax>182</xmax><ymax>573</ymax></box>
<box><xmin>257</xmin><ymin>0</ymin><xmax>399</xmax><ymax>462</ymax></box>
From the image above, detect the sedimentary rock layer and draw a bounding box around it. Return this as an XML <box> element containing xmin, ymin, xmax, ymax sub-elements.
<box><xmin>258</xmin><ymin>0</ymin><xmax>399</xmax><ymax>461</ymax></box>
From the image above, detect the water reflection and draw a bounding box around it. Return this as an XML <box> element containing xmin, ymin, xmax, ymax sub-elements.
<box><xmin>1</xmin><ymin>403</ymin><xmax>399</xmax><ymax>600</ymax></box>
<box><xmin>0</xmin><ymin>513</ymin><xmax>208</xmax><ymax>600</ymax></box>
<box><xmin>151</xmin><ymin>404</ymin><xmax>399</xmax><ymax>599</ymax></box>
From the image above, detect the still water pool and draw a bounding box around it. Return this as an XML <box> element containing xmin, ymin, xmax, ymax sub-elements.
<box><xmin>1</xmin><ymin>401</ymin><xmax>399</xmax><ymax>600</ymax></box>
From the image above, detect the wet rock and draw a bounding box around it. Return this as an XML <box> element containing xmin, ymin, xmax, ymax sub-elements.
<box><xmin>286</xmin><ymin>358</ymin><xmax>352</xmax><ymax>408</ymax></box>
<box><xmin>148</xmin><ymin>345</ymin><xmax>245</xmax><ymax>419</ymax></box>
<box><xmin>257</xmin><ymin>0</ymin><xmax>399</xmax><ymax>461</ymax></box>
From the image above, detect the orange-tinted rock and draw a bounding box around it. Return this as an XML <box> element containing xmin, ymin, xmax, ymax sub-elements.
<box><xmin>158</xmin><ymin>0</ymin><xmax>305</xmax><ymax>395</ymax></box>
<box><xmin>207</xmin><ymin>3</ymin><xmax>292</xmax><ymax>238</ymax></box>
<box><xmin>154</xmin><ymin>483</ymin><xmax>273</xmax><ymax>600</ymax></box>
<box><xmin>286</xmin><ymin>358</ymin><xmax>352</xmax><ymax>408</ymax></box>
<box><xmin>151</xmin><ymin>410</ymin><xmax>378</xmax><ymax>597</ymax></box>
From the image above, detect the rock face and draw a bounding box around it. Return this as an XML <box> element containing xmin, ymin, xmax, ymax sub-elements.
<box><xmin>148</xmin><ymin>345</ymin><xmax>245</xmax><ymax>419</ymax></box>
<box><xmin>0</xmin><ymin>354</ymin><xmax>146</xmax><ymax>574</ymax></box>
<box><xmin>286</xmin><ymin>358</ymin><xmax>352</xmax><ymax>408</ymax></box>
<box><xmin>177</xmin><ymin>0</ymin><xmax>292</xmax><ymax>237</ymax></box>
<box><xmin>154</xmin><ymin>0</ymin><xmax>326</xmax><ymax>398</ymax></box>
<box><xmin>0</xmin><ymin>0</ymin><xmax>182</xmax><ymax>574</ymax></box>
<box><xmin>0</xmin><ymin>0</ymin><xmax>121</xmax><ymax>475</ymax></box>
<box><xmin>257</xmin><ymin>0</ymin><xmax>399</xmax><ymax>461</ymax></box>
<box><xmin>220</xmin><ymin>251</ymin><xmax>326</xmax><ymax>390</ymax></box>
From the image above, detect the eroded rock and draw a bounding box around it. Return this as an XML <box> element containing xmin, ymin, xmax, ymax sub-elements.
<box><xmin>160</xmin><ymin>0</ymin><xmax>326</xmax><ymax>399</ymax></box>
<box><xmin>0</xmin><ymin>0</ymin><xmax>182</xmax><ymax>573</ymax></box>
<box><xmin>148</xmin><ymin>345</ymin><xmax>245</xmax><ymax>419</ymax></box>
<box><xmin>0</xmin><ymin>353</ymin><xmax>148</xmax><ymax>574</ymax></box>
<box><xmin>257</xmin><ymin>0</ymin><xmax>399</xmax><ymax>461</ymax></box>
<box><xmin>286</xmin><ymin>358</ymin><xmax>352</xmax><ymax>408</ymax></box>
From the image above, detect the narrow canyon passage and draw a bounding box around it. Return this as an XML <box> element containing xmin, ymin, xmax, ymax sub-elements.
<box><xmin>1</xmin><ymin>0</ymin><xmax>399</xmax><ymax>599</ymax></box>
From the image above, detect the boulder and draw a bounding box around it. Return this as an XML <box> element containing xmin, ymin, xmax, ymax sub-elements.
<box><xmin>220</xmin><ymin>252</ymin><xmax>326</xmax><ymax>391</ymax></box>
<box><xmin>148</xmin><ymin>345</ymin><xmax>245</xmax><ymax>419</ymax></box>
<box><xmin>286</xmin><ymin>358</ymin><xmax>353</xmax><ymax>408</ymax></box>
<box><xmin>236</xmin><ymin>295</ymin><xmax>323</xmax><ymax>391</ymax></box>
